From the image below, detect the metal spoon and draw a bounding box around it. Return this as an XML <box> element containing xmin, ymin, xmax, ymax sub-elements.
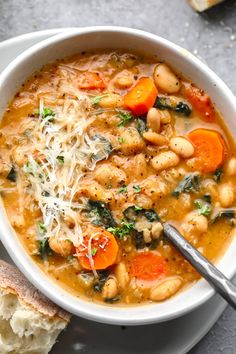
<box><xmin>163</xmin><ymin>222</ymin><xmax>236</xmax><ymax>309</ymax></box>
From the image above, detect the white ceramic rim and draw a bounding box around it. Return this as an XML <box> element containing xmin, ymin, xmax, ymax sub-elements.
<box><xmin>0</xmin><ymin>26</ymin><xmax>236</xmax><ymax>325</ymax></box>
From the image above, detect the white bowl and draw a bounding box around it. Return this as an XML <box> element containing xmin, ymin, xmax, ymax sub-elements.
<box><xmin>0</xmin><ymin>27</ymin><xmax>236</xmax><ymax>325</ymax></box>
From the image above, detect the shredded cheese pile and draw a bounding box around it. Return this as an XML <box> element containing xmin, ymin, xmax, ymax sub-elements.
<box><xmin>20</xmin><ymin>95</ymin><xmax>111</xmax><ymax>248</ymax></box>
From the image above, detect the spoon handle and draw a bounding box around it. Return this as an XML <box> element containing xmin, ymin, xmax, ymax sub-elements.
<box><xmin>163</xmin><ymin>222</ymin><xmax>236</xmax><ymax>309</ymax></box>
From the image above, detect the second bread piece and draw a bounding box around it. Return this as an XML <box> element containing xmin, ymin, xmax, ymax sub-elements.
<box><xmin>0</xmin><ymin>260</ymin><xmax>71</xmax><ymax>354</ymax></box>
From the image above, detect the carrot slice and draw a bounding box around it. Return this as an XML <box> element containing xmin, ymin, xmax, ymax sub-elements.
<box><xmin>124</xmin><ymin>77</ymin><xmax>158</xmax><ymax>115</ymax></box>
<box><xmin>130</xmin><ymin>252</ymin><xmax>168</xmax><ymax>281</ymax></box>
<box><xmin>184</xmin><ymin>84</ymin><xmax>215</xmax><ymax>122</ymax></box>
<box><xmin>77</xmin><ymin>228</ymin><xmax>119</xmax><ymax>270</ymax></box>
<box><xmin>77</xmin><ymin>71</ymin><xmax>105</xmax><ymax>90</ymax></box>
<box><xmin>188</xmin><ymin>128</ymin><xmax>225</xmax><ymax>173</ymax></box>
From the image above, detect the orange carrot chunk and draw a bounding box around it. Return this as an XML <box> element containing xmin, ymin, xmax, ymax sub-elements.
<box><xmin>188</xmin><ymin>128</ymin><xmax>225</xmax><ymax>173</ymax></box>
<box><xmin>184</xmin><ymin>83</ymin><xmax>215</xmax><ymax>122</ymax></box>
<box><xmin>77</xmin><ymin>228</ymin><xmax>119</xmax><ymax>270</ymax></box>
<box><xmin>124</xmin><ymin>77</ymin><xmax>158</xmax><ymax>115</ymax></box>
<box><xmin>130</xmin><ymin>252</ymin><xmax>168</xmax><ymax>281</ymax></box>
<box><xmin>77</xmin><ymin>71</ymin><xmax>105</xmax><ymax>90</ymax></box>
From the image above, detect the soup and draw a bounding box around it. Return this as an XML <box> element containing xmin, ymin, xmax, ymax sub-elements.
<box><xmin>0</xmin><ymin>51</ymin><xmax>235</xmax><ymax>305</ymax></box>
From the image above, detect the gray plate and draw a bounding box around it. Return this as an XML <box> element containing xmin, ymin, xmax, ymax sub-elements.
<box><xmin>0</xmin><ymin>29</ymin><xmax>227</xmax><ymax>354</ymax></box>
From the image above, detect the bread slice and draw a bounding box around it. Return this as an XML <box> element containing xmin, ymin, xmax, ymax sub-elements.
<box><xmin>189</xmin><ymin>0</ymin><xmax>224</xmax><ymax>11</ymax></box>
<box><xmin>0</xmin><ymin>260</ymin><xmax>71</xmax><ymax>354</ymax></box>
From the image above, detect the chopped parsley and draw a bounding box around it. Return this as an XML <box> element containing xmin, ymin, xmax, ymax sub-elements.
<box><xmin>117</xmin><ymin>110</ymin><xmax>134</xmax><ymax>127</ymax></box>
<box><xmin>118</xmin><ymin>185</ymin><xmax>127</xmax><ymax>194</ymax></box>
<box><xmin>35</xmin><ymin>107</ymin><xmax>55</xmax><ymax>122</ymax></box>
<box><xmin>91</xmin><ymin>248</ymin><xmax>98</xmax><ymax>256</ymax></box>
<box><xmin>134</xmin><ymin>205</ymin><xmax>143</xmax><ymax>211</ymax></box>
<box><xmin>194</xmin><ymin>199</ymin><xmax>212</xmax><ymax>216</ymax></box>
<box><xmin>133</xmin><ymin>185</ymin><xmax>141</xmax><ymax>193</ymax></box>
<box><xmin>118</xmin><ymin>137</ymin><xmax>125</xmax><ymax>143</ymax></box>
<box><xmin>107</xmin><ymin>219</ymin><xmax>134</xmax><ymax>239</ymax></box>
<box><xmin>91</xmin><ymin>94</ymin><xmax>107</xmax><ymax>106</ymax></box>
<box><xmin>37</xmin><ymin>220</ymin><xmax>47</xmax><ymax>234</ymax></box>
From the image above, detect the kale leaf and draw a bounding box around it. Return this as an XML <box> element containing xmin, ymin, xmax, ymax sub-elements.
<box><xmin>172</xmin><ymin>173</ymin><xmax>200</xmax><ymax>197</ymax></box>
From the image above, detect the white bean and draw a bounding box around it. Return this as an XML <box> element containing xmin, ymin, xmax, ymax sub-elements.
<box><xmin>150</xmin><ymin>277</ymin><xmax>182</xmax><ymax>301</ymax></box>
<box><xmin>102</xmin><ymin>277</ymin><xmax>118</xmax><ymax>299</ymax></box>
<box><xmin>225</xmin><ymin>157</ymin><xmax>236</xmax><ymax>176</ymax></box>
<box><xmin>169</xmin><ymin>137</ymin><xmax>194</xmax><ymax>158</ymax></box>
<box><xmin>49</xmin><ymin>237</ymin><xmax>74</xmax><ymax>257</ymax></box>
<box><xmin>147</xmin><ymin>108</ymin><xmax>161</xmax><ymax>132</ymax></box>
<box><xmin>99</xmin><ymin>93</ymin><xmax>122</xmax><ymax>108</ymax></box>
<box><xmin>182</xmin><ymin>211</ymin><xmax>208</xmax><ymax>236</ymax></box>
<box><xmin>218</xmin><ymin>183</ymin><xmax>234</xmax><ymax>208</ymax></box>
<box><xmin>151</xmin><ymin>151</ymin><xmax>180</xmax><ymax>172</ymax></box>
<box><xmin>115</xmin><ymin>263</ymin><xmax>129</xmax><ymax>290</ymax></box>
<box><xmin>153</xmin><ymin>64</ymin><xmax>181</xmax><ymax>94</ymax></box>
<box><xmin>115</xmin><ymin>74</ymin><xmax>133</xmax><ymax>89</ymax></box>
<box><xmin>151</xmin><ymin>222</ymin><xmax>163</xmax><ymax>239</ymax></box>
<box><xmin>143</xmin><ymin>131</ymin><xmax>168</xmax><ymax>146</ymax></box>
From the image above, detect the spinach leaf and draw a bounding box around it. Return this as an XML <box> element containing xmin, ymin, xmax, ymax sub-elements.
<box><xmin>212</xmin><ymin>209</ymin><xmax>235</xmax><ymax>223</ymax></box>
<box><xmin>38</xmin><ymin>238</ymin><xmax>52</xmax><ymax>260</ymax></box>
<box><xmin>124</xmin><ymin>206</ymin><xmax>159</xmax><ymax>223</ymax></box>
<box><xmin>104</xmin><ymin>295</ymin><xmax>121</xmax><ymax>303</ymax></box>
<box><xmin>203</xmin><ymin>194</ymin><xmax>211</xmax><ymax>204</ymax></box>
<box><xmin>87</xmin><ymin>200</ymin><xmax>116</xmax><ymax>228</ymax></box>
<box><xmin>90</xmin><ymin>134</ymin><xmax>113</xmax><ymax>162</ymax></box>
<box><xmin>172</xmin><ymin>173</ymin><xmax>200</xmax><ymax>197</ymax></box>
<box><xmin>144</xmin><ymin>209</ymin><xmax>160</xmax><ymax>222</ymax></box>
<box><xmin>135</xmin><ymin>118</ymin><xmax>147</xmax><ymax>135</ymax></box>
<box><xmin>213</xmin><ymin>168</ymin><xmax>223</xmax><ymax>183</ymax></box>
<box><xmin>175</xmin><ymin>102</ymin><xmax>192</xmax><ymax>117</ymax></box>
<box><xmin>93</xmin><ymin>271</ymin><xmax>110</xmax><ymax>292</ymax></box>
<box><xmin>154</xmin><ymin>97</ymin><xmax>173</xmax><ymax>110</ymax></box>
<box><xmin>134</xmin><ymin>230</ymin><xmax>146</xmax><ymax>249</ymax></box>
<box><xmin>154</xmin><ymin>97</ymin><xmax>191</xmax><ymax>117</ymax></box>
<box><xmin>7</xmin><ymin>166</ymin><xmax>17</xmax><ymax>182</ymax></box>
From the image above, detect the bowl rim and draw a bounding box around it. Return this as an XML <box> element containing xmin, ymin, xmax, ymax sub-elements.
<box><xmin>0</xmin><ymin>26</ymin><xmax>236</xmax><ymax>325</ymax></box>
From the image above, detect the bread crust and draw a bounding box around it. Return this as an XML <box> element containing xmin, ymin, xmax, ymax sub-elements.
<box><xmin>189</xmin><ymin>0</ymin><xmax>224</xmax><ymax>11</ymax></box>
<box><xmin>0</xmin><ymin>260</ymin><xmax>71</xmax><ymax>322</ymax></box>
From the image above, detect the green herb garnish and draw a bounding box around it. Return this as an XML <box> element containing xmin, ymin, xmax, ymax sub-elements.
<box><xmin>133</xmin><ymin>185</ymin><xmax>141</xmax><ymax>193</ymax></box>
<box><xmin>172</xmin><ymin>173</ymin><xmax>200</xmax><ymax>197</ymax></box>
<box><xmin>36</xmin><ymin>107</ymin><xmax>55</xmax><ymax>122</ymax></box>
<box><xmin>118</xmin><ymin>137</ymin><xmax>125</xmax><ymax>144</ymax></box>
<box><xmin>134</xmin><ymin>205</ymin><xmax>143</xmax><ymax>211</ymax></box>
<box><xmin>107</xmin><ymin>219</ymin><xmax>134</xmax><ymax>239</ymax></box>
<box><xmin>117</xmin><ymin>110</ymin><xmax>134</xmax><ymax>127</ymax></box>
<box><xmin>91</xmin><ymin>94</ymin><xmax>107</xmax><ymax>106</ymax></box>
<box><xmin>118</xmin><ymin>185</ymin><xmax>127</xmax><ymax>194</ymax></box>
<box><xmin>91</xmin><ymin>248</ymin><xmax>98</xmax><ymax>256</ymax></box>
<box><xmin>194</xmin><ymin>200</ymin><xmax>212</xmax><ymax>216</ymax></box>
<box><xmin>6</xmin><ymin>166</ymin><xmax>17</xmax><ymax>182</ymax></box>
<box><xmin>37</xmin><ymin>220</ymin><xmax>47</xmax><ymax>234</ymax></box>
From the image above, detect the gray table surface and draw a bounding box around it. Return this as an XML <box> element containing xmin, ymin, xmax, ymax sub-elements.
<box><xmin>0</xmin><ymin>0</ymin><xmax>236</xmax><ymax>352</ymax></box>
